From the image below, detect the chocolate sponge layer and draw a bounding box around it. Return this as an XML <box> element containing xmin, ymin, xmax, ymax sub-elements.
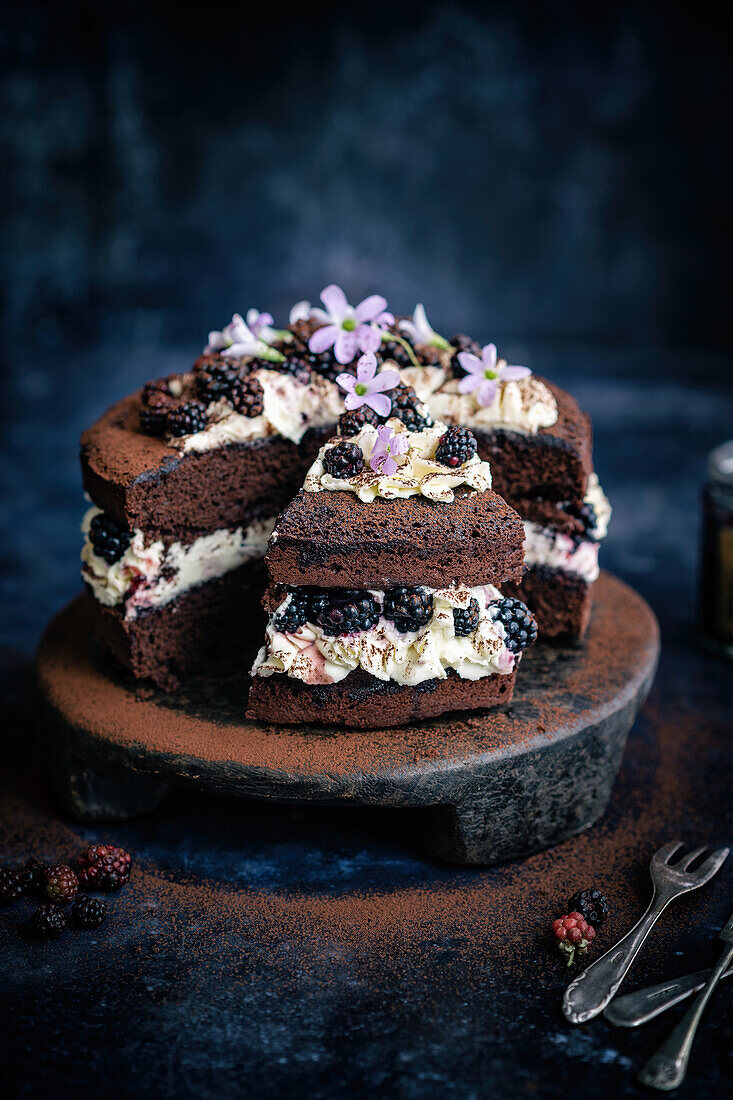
<box><xmin>504</xmin><ymin>564</ymin><xmax>592</xmax><ymax>640</ymax></box>
<box><xmin>85</xmin><ymin>562</ymin><xmax>266</xmax><ymax>690</ymax></box>
<box><xmin>80</xmin><ymin>391</ymin><xmax>330</xmax><ymax>539</ymax></box>
<box><xmin>474</xmin><ymin>379</ymin><xmax>592</xmax><ymax>504</ymax></box>
<box><xmin>266</xmin><ymin>488</ymin><xmax>525</xmax><ymax>590</ymax></box>
<box><xmin>247</xmin><ymin>667</ymin><xmax>516</xmax><ymax>728</ymax></box>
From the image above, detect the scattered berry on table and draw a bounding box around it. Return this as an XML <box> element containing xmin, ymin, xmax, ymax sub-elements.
<box><xmin>19</xmin><ymin>858</ymin><xmax>45</xmax><ymax>897</ymax></box>
<box><xmin>323</xmin><ymin>441</ymin><xmax>365</xmax><ymax>480</ymax></box>
<box><xmin>273</xmin><ymin>589</ymin><xmax>312</xmax><ymax>634</ymax></box>
<box><xmin>337</xmin><ymin>406</ymin><xmax>380</xmax><ymax>437</ymax></box>
<box><xmin>77</xmin><ymin>845</ymin><xmax>132</xmax><ymax>892</ymax></box>
<box><xmin>449</xmin><ymin>334</ymin><xmax>482</xmax><ymax>378</ymax></box>
<box><xmin>71</xmin><ymin>894</ymin><xmax>108</xmax><ymax>930</ymax></box>
<box><xmin>312</xmin><ymin>590</ymin><xmax>380</xmax><ymax>636</ymax></box>
<box><xmin>387</xmin><ymin>384</ymin><xmax>433</xmax><ymax>433</ymax></box>
<box><xmin>435</xmin><ymin>426</ymin><xmax>478</xmax><ymax>468</ymax></box>
<box><xmin>567</xmin><ymin>889</ymin><xmax>610</xmax><ymax>927</ymax></box>
<box><xmin>453</xmin><ymin>598</ymin><xmax>481</xmax><ymax>636</ymax></box>
<box><xmin>139</xmin><ymin>392</ymin><xmax>174</xmax><ymax>436</ymax></box>
<box><xmin>229</xmin><ymin>375</ymin><xmax>265</xmax><ymax>418</ymax></box>
<box><xmin>30</xmin><ymin>904</ymin><xmax>67</xmax><ymax>941</ymax></box>
<box><xmin>89</xmin><ymin>513</ymin><xmax>132</xmax><ymax>565</ymax></box>
<box><xmin>489</xmin><ymin>598</ymin><xmax>538</xmax><ymax>653</ymax></box>
<box><xmin>167</xmin><ymin>400</ymin><xmax>209</xmax><ymax>437</ymax></box>
<box><xmin>43</xmin><ymin>864</ymin><xmax>79</xmax><ymax>904</ymax></box>
<box><xmin>383</xmin><ymin>586</ymin><xmax>434</xmax><ymax>634</ymax></box>
<box><xmin>0</xmin><ymin>868</ymin><xmax>23</xmax><ymax>905</ymax></box>
<box><xmin>552</xmin><ymin>912</ymin><xmax>596</xmax><ymax>966</ymax></box>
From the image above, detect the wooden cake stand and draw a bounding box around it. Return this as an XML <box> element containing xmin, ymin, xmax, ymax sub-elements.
<box><xmin>35</xmin><ymin>571</ymin><xmax>659</xmax><ymax>866</ymax></box>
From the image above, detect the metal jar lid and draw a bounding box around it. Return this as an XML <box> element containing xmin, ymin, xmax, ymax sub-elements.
<box><xmin>707</xmin><ymin>440</ymin><xmax>733</xmax><ymax>490</ymax></box>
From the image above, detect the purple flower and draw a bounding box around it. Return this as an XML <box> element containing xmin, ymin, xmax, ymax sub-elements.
<box><xmin>245</xmin><ymin>309</ymin><xmax>275</xmax><ymax>341</ymax></box>
<box><xmin>204</xmin><ymin>313</ymin><xmax>284</xmax><ymax>361</ymax></box>
<box><xmin>370</xmin><ymin>424</ymin><xmax>409</xmax><ymax>476</ymax></box>
<box><xmin>336</xmin><ymin>352</ymin><xmax>400</xmax><ymax>418</ymax></box>
<box><xmin>457</xmin><ymin>343</ymin><xmax>531</xmax><ymax>407</ymax></box>
<box><xmin>398</xmin><ymin>304</ymin><xmax>451</xmax><ymax>350</ymax></box>
<box><xmin>308</xmin><ymin>285</ymin><xmax>394</xmax><ymax>365</ymax></box>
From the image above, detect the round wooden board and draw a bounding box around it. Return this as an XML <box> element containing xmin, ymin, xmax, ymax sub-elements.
<box><xmin>36</xmin><ymin>571</ymin><xmax>659</xmax><ymax>865</ymax></box>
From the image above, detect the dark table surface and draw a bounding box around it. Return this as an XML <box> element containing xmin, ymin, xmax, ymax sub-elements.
<box><xmin>2</xmin><ymin>345</ymin><xmax>732</xmax><ymax>1099</ymax></box>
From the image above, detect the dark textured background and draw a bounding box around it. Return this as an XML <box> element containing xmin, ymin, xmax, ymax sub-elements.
<box><xmin>1</xmin><ymin>2</ymin><xmax>732</xmax><ymax>1097</ymax></box>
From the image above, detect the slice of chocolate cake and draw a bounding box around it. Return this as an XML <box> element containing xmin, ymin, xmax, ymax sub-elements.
<box><xmin>248</xmin><ymin>382</ymin><xmax>537</xmax><ymax>728</ymax></box>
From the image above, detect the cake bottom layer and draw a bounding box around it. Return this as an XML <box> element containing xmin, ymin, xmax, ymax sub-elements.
<box><xmin>247</xmin><ymin>667</ymin><xmax>516</xmax><ymax>729</ymax></box>
<box><xmin>86</xmin><ymin>562</ymin><xmax>266</xmax><ymax>690</ymax></box>
<box><xmin>504</xmin><ymin>565</ymin><xmax>592</xmax><ymax>640</ymax></box>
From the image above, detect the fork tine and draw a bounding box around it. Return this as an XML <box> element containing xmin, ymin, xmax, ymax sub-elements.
<box><xmin>690</xmin><ymin>847</ymin><xmax>730</xmax><ymax>882</ymax></box>
<box><xmin>653</xmin><ymin>840</ymin><xmax>684</xmax><ymax>864</ymax></box>
<box><xmin>676</xmin><ymin>846</ymin><xmax>708</xmax><ymax>871</ymax></box>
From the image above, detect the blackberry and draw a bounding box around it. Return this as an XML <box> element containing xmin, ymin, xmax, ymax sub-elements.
<box><xmin>273</xmin><ymin>589</ymin><xmax>311</xmax><ymax>633</ymax></box>
<box><xmin>43</xmin><ymin>864</ymin><xmax>79</xmax><ymax>904</ymax></box>
<box><xmin>323</xmin><ymin>441</ymin><xmax>365</xmax><ymax>480</ymax></box>
<box><xmin>89</xmin><ymin>513</ymin><xmax>132</xmax><ymax>565</ymax></box>
<box><xmin>337</xmin><ymin>406</ymin><xmax>380</xmax><ymax>437</ymax></box>
<box><xmin>552</xmin><ymin>912</ymin><xmax>596</xmax><ymax>967</ymax></box>
<box><xmin>306</xmin><ymin>349</ymin><xmax>343</xmax><ymax>383</ymax></box>
<box><xmin>489</xmin><ymin>598</ymin><xmax>537</xmax><ymax>653</ymax></box>
<box><xmin>387</xmin><ymin>384</ymin><xmax>432</xmax><ymax>432</ymax></box>
<box><xmin>19</xmin><ymin>858</ymin><xmax>44</xmax><ymax>897</ymax></box>
<box><xmin>566</xmin><ymin>889</ymin><xmax>610</xmax><ymax>928</ymax></box>
<box><xmin>0</xmin><ymin>868</ymin><xmax>23</xmax><ymax>905</ymax></box>
<box><xmin>229</xmin><ymin>375</ymin><xmax>264</xmax><ymax>418</ymax></box>
<box><xmin>71</xmin><ymin>894</ymin><xmax>108</xmax><ymax>929</ymax></box>
<box><xmin>142</xmin><ymin>375</ymin><xmax>176</xmax><ymax>403</ymax></box>
<box><xmin>139</xmin><ymin>392</ymin><xmax>173</xmax><ymax>436</ymax></box>
<box><xmin>383</xmin><ymin>586</ymin><xmax>433</xmax><ymax>634</ymax></box>
<box><xmin>380</xmin><ymin>338</ymin><xmax>414</xmax><ymax>369</ymax></box>
<box><xmin>30</xmin><ymin>904</ymin><xmax>67</xmax><ymax>941</ymax></box>
<box><xmin>449</xmin><ymin>334</ymin><xmax>481</xmax><ymax>379</ymax></box>
<box><xmin>167</xmin><ymin>400</ymin><xmax>209</xmax><ymax>437</ymax></box>
<box><xmin>194</xmin><ymin>356</ymin><xmax>245</xmax><ymax>403</ymax></box>
<box><xmin>77</xmin><ymin>844</ymin><xmax>132</xmax><ymax>892</ymax></box>
<box><xmin>312</xmin><ymin>590</ymin><xmax>380</xmax><ymax>636</ymax></box>
<box><xmin>435</xmin><ymin>426</ymin><xmax>478</xmax><ymax>468</ymax></box>
<box><xmin>453</xmin><ymin>598</ymin><xmax>480</xmax><ymax>637</ymax></box>
<box><xmin>559</xmin><ymin>500</ymin><xmax>598</xmax><ymax>544</ymax></box>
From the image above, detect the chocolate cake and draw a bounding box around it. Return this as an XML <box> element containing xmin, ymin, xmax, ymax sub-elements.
<box><xmin>248</xmin><ymin>411</ymin><xmax>536</xmax><ymax>728</ymax></box>
<box><xmin>78</xmin><ymin>289</ymin><xmax>610</xmax><ymax>693</ymax></box>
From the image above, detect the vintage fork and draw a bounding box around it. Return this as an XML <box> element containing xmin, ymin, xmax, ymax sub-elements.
<box><xmin>604</xmin><ymin>961</ymin><xmax>733</xmax><ymax>1027</ymax></box>
<box><xmin>562</xmin><ymin>841</ymin><xmax>729</xmax><ymax>1025</ymax></box>
<box><xmin>637</xmin><ymin>906</ymin><xmax>733</xmax><ymax>1090</ymax></box>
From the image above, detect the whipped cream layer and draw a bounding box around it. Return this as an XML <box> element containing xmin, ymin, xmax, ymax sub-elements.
<box><xmin>304</xmin><ymin>419</ymin><xmax>493</xmax><ymax>503</ymax></box>
<box><xmin>174</xmin><ymin>370</ymin><xmax>344</xmax><ymax>451</ymax></box>
<box><xmin>397</xmin><ymin>366</ymin><xmax>559</xmax><ymax>435</ymax></box>
<box><xmin>81</xmin><ymin>507</ymin><xmax>276</xmax><ymax>620</ymax></box>
<box><xmin>522</xmin><ymin>475</ymin><xmax>612</xmax><ymax>584</ymax></box>
<box><xmin>252</xmin><ymin>583</ymin><xmax>516</xmax><ymax>687</ymax></box>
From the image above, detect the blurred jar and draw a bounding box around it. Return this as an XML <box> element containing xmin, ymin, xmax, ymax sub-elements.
<box><xmin>699</xmin><ymin>440</ymin><xmax>733</xmax><ymax>657</ymax></box>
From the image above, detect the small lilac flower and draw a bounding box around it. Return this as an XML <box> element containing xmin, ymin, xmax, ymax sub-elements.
<box><xmin>336</xmin><ymin>352</ymin><xmax>400</xmax><ymax>418</ymax></box>
<box><xmin>399</xmin><ymin>304</ymin><xmax>451</xmax><ymax>349</ymax></box>
<box><xmin>205</xmin><ymin>313</ymin><xmax>284</xmax><ymax>362</ymax></box>
<box><xmin>308</xmin><ymin>285</ymin><xmax>394</xmax><ymax>365</ymax></box>
<box><xmin>370</xmin><ymin>424</ymin><xmax>409</xmax><ymax>476</ymax></box>
<box><xmin>457</xmin><ymin>343</ymin><xmax>531</xmax><ymax>407</ymax></box>
<box><xmin>245</xmin><ymin>308</ymin><xmax>275</xmax><ymax>341</ymax></box>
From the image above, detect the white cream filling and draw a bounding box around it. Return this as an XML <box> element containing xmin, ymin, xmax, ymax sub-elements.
<box><xmin>251</xmin><ymin>583</ymin><xmax>517</xmax><ymax>687</ymax></box>
<box><xmin>81</xmin><ymin>507</ymin><xmax>276</xmax><ymax>620</ymax></box>
<box><xmin>397</xmin><ymin>366</ymin><xmax>558</xmax><ymax>435</ymax></box>
<box><xmin>304</xmin><ymin>419</ymin><xmax>493</xmax><ymax>503</ymax></box>
<box><xmin>173</xmin><ymin>370</ymin><xmax>344</xmax><ymax>451</ymax></box>
<box><xmin>522</xmin><ymin>475</ymin><xmax>612</xmax><ymax>584</ymax></box>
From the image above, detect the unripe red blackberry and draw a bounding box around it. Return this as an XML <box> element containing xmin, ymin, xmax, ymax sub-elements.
<box><xmin>43</xmin><ymin>864</ymin><xmax>79</xmax><ymax>904</ymax></box>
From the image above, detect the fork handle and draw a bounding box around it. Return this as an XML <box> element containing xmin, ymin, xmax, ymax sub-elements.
<box><xmin>563</xmin><ymin>894</ymin><xmax>669</xmax><ymax>1024</ymax></box>
<box><xmin>637</xmin><ymin>942</ymin><xmax>733</xmax><ymax>1090</ymax></box>
<box><xmin>604</xmin><ymin>963</ymin><xmax>733</xmax><ymax>1027</ymax></box>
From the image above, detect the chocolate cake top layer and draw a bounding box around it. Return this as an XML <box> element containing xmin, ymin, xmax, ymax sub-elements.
<box><xmin>80</xmin><ymin>392</ymin><xmax>329</xmax><ymax>538</ymax></box>
<box><xmin>475</xmin><ymin>378</ymin><xmax>592</xmax><ymax>503</ymax></box>
<box><xmin>265</xmin><ymin>488</ymin><xmax>524</xmax><ymax>589</ymax></box>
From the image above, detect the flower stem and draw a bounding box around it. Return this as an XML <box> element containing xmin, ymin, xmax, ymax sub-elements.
<box><xmin>257</xmin><ymin>347</ymin><xmax>286</xmax><ymax>363</ymax></box>
<box><xmin>381</xmin><ymin>331</ymin><xmax>421</xmax><ymax>369</ymax></box>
